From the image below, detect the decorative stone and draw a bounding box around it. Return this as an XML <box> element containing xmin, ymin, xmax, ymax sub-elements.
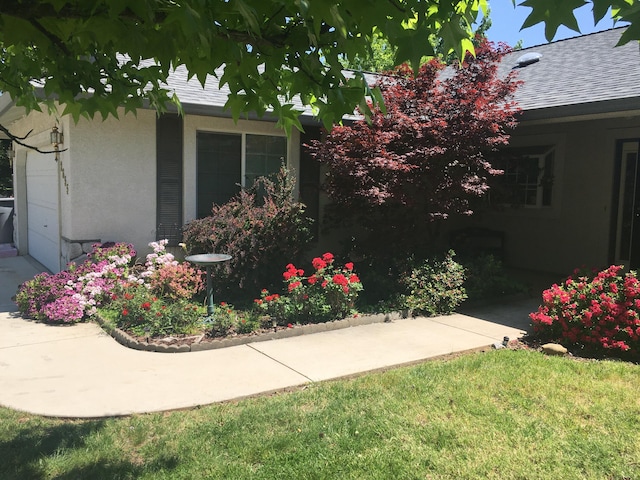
<box><xmin>72</xmin><ymin>254</ymin><xmax>88</xmax><ymax>264</ymax></box>
<box><xmin>541</xmin><ymin>343</ymin><xmax>568</xmax><ymax>356</ymax></box>
<box><xmin>191</xmin><ymin>341</ymin><xmax>218</xmax><ymax>352</ymax></box>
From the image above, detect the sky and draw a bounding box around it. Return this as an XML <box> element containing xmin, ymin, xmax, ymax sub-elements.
<box><xmin>483</xmin><ymin>1</ymin><xmax>624</xmax><ymax>48</ymax></box>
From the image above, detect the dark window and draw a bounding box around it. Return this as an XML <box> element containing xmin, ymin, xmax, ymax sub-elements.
<box><xmin>197</xmin><ymin>132</ymin><xmax>242</xmax><ymax>218</ymax></box>
<box><xmin>490</xmin><ymin>145</ymin><xmax>554</xmax><ymax>208</ymax></box>
<box><xmin>196</xmin><ymin>132</ymin><xmax>287</xmax><ymax>218</ymax></box>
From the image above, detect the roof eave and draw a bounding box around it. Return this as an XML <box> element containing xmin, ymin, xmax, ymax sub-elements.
<box><xmin>520</xmin><ymin>97</ymin><xmax>640</xmax><ymax>124</ymax></box>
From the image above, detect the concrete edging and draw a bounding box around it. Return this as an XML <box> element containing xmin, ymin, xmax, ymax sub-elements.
<box><xmin>96</xmin><ymin>311</ymin><xmax>409</xmax><ymax>353</ymax></box>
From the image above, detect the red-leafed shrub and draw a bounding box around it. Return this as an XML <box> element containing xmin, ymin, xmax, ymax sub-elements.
<box><xmin>181</xmin><ymin>167</ymin><xmax>313</xmax><ymax>304</ymax></box>
<box><xmin>530</xmin><ymin>265</ymin><xmax>640</xmax><ymax>361</ymax></box>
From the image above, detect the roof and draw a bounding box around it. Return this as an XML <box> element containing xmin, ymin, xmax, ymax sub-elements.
<box><xmin>167</xmin><ymin>27</ymin><xmax>640</xmax><ymax>124</ymax></box>
<box><xmin>164</xmin><ymin>65</ymin><xmax>377</xmax><ymax>124</ymax></box>
<box><xmin>0</xmin><ymin>27</ymin><xmax>638</xmax><ymax>128</ymax></box>
<box><xmin>497</xmin><ymin>27</ymin><xmax>640</xmax><ymax>121</ymax></box>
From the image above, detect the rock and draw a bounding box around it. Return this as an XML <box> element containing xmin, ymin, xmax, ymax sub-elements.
<box><xmin>492</xmin><ymin>342</ymin><xmax>505</xmax><ymax>350</ymax></box>
<box><xmin>541</xmin><ymin>343</ymin><xmax>568</xmax><ymax>356</ymax></box>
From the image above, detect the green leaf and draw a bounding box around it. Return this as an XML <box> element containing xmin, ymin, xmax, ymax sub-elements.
<box><xmin>520</xmin><ymin>0</ymin><xmax>587</xmax><ymax>41</ymax></box>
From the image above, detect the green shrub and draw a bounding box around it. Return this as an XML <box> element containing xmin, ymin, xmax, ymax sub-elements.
<box><xmin>402</xmin><ymin>250</ymin><xmax>467</xmax><ymax>316</ymax></box>
<box><xmin>209</xmin><ymin>302</ymin><xmax>264</xmax><ymax>337</ymax></box>
<box><xmin>182</xmin><ymin>167</ymin><xmax>313</xmax><ymax>305</ymax></box>
<box><xmin>463</xmin><ymin>254</ymin><xmax>527</xmax><ymax>301</ymax></box>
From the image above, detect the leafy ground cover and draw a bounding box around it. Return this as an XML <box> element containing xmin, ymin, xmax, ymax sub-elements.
<box><xmin>1</xmin><ymin>349</ymin><xmax>638</xmax><ymax>480</ymax></box>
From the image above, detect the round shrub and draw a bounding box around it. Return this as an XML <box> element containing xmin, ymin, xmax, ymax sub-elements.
<box><xmin>530</xmin><ymin>265</ymin><xmax>640</xmax><ymax>360</ymax></box>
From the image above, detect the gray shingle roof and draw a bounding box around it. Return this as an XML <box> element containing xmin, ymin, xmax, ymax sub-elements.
<box><xmin>166</xmin><ymin>27</ymin><xmax>640</xmax><ymax>124</ymax></box>
<box><xmin>497</xmin><ymin>27</ymin><xmax>640</xmax><ymax>120</ymax></box>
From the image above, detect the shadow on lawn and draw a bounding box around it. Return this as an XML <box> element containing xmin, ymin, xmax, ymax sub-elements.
<box><xmin>0</xmin><ymin>419</ymin><xmax>178</xmax><ymax>480</ymax></box>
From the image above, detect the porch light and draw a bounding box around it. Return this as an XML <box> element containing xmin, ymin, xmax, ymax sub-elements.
<box><xmin>50</xmin><ymin>125</ymin><xmax>63</xmax><ymax>147</ymax></box>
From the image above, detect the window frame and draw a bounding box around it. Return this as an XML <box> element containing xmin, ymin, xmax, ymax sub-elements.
<box><xmin>489</xmin><ymin>145</ymin><xmax>555</xmax><ymax>209</ymax></box>
<box><xmin>195</xmin><ymin>130</ymin><xmax>289</xmax><ymax>217</ymax></box>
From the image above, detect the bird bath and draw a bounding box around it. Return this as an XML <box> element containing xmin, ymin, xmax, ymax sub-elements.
<box><xmin>185</xmin><ymin>253</ymin><xmax>232</xmax><ymax>322</ymax></box>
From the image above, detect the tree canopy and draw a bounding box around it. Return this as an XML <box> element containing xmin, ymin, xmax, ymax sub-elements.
<box><xmin>0</xmin><ymin>0</ymin><xmax>487</xmax><ymax>133</ymax></box>
<box><xmin>307</xmin><ymin>40</ymin><xmax>521</xmax><ymax>250</ymax></box>
<box><xmin>0</xmin><ymin>1</ymin><xmax>635</xmax><ymax>135</ymax></box>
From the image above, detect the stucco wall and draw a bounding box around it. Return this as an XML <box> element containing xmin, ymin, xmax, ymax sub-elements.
<box><xmin>66</xmin><ymin>109</ymin><xmax>157</xmax><ymax>255</ymax></box>
<box><xmin>448</xmin><ymin>115</ymin><xmax>640</xmax><ymax>276</ymax></box>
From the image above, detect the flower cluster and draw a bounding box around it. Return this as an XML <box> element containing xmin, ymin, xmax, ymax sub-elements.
<box><xmin>16</xmin><ymin>240</ymin><xmax>204</xmax><ymax>328</ymax></box>
<box><xmin>256</xmin><ymin>253</ymin><xmax>363</xmax><ymax>324</ymax></box>
<box><xmin>15</xmin><ymin>243</ymin><xmax>136</xmax><ymax>323</ymax></box>
<box><xmin>530</xmin><ymin>265</ymin><xmax>640</xmax><ymax>359</ymax></box>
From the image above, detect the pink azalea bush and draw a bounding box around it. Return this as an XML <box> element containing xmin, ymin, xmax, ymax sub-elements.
<box><xmin>530</xmin><ymin>265</ymin><xmax>640</xmax><ymax>360</ymax></box>
<box><xmin>16</xmin><ymin>243</ymin><xmax>137</xmax><ymax>323</ymax></box>
<box><xmin>255</xmin><ymin>253</ymin><xmax>363</xmax><ymax>324</ymax></box>
<box><xmin>16</xmin><ymin>240</ymin><xmax>205</xmax><ymax>329</ymax></box>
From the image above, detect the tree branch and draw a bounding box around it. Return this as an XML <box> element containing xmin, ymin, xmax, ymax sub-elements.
<box><xmin>0</xmin><ymin>123</ymin><xmax>63</xmax><ymax>154</ymax></box>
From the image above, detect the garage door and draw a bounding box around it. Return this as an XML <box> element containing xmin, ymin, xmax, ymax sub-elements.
<box><xmin>26</xmin><ymin>151</ymin><xmax>60</xmax><ymax>272</ymax></box>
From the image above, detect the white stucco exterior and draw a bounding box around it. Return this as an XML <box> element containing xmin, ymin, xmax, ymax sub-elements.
<box><xmin>8</xmin><ymin>107</ymin><xmax>302</xmax><ymax>271</ymax></box>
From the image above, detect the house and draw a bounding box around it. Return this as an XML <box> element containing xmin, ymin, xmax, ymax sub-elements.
<box><xmin>1</xmin><ymin>27</ymin><xmax>639</xmax><ymax>276</ymax></box>
<box><xmin>448</xmin><ymin>26</ymin><xmax>640</xmax><ymax>274</ymax></box>
<box><xmin>0</xmin><ymin>66</ymin><xmax>326</xmax><ymax>273</ymax></box>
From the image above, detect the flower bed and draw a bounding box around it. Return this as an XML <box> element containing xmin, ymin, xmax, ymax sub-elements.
<box><xmin>16</xmin><ymin>241</ymin><xmax>369</xmax><ymax>348</ymax></box>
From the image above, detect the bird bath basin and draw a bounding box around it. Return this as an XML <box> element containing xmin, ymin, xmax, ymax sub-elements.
<box><xmin>185</xmin><ymin>254</ymin><xmax>232</xmax><ymax>322</ymax></box>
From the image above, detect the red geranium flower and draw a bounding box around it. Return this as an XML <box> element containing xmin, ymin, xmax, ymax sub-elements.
<box><xmin>312</xmin><ymin>257</ymin><xmax>327</xmax><ymax>270</ymax></box>
<box><xmin>322</xmin><ymin>252</ymin><xmax>334</xmax><ymax>262</ymax></box>
<box><xmin>332</xmin><ymin>274</ymin><xmax>348</xmax><ymax>286</ymax></box>
<box><xmin>345</xmin><ymin>262</ymin><xmax>354</xmax><ymax>271</ymax></box>
<box><xmin>141</xmin><ymin>302</ymin><xmax>151</xmax><ymax>311</ymax></box>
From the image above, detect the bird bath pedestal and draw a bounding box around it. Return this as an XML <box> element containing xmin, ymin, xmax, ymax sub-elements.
<box><xmin>185</xmin><ymin>253</ymin><xmax>232</xmax><ymax>322</ymax></box>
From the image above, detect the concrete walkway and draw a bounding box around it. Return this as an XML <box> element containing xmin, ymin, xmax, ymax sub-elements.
<box><xmin>0</xmin><ymin>255</ymin><xmax>542</xmax><ymax>419</ymax></box>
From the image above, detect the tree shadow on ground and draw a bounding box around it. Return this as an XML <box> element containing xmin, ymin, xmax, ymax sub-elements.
<box><xmin>458</xmin><ymin>296</ymin><xmax>542</xmax><ymax>332</ymax></box>
<box><xmin>0</xmin><ymin>418</ymin><xmax>178</xmax><ymax>480</ymax></box>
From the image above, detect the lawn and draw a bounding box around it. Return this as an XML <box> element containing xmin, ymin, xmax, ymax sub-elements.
<box><xmin>1</xmin><ymin>349</ymin><xmax>639</xmax><ymax>479</ymax></box>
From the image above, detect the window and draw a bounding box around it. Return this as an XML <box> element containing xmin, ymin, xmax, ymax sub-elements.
<box><xmin>489</xmin><ymin>145</ymin><xmax>554</xmax><ymax>207</ymax></box>
<box><xmin>196</xmin><ymin>132</ymin><xmax>286</xmax><ymax>217</ymax></box>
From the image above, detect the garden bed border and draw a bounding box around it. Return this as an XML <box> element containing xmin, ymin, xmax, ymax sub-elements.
<box><xmin>95</xmin><ymin>311</ymin><xmax>409</xmax><ymax>353</ymax></box>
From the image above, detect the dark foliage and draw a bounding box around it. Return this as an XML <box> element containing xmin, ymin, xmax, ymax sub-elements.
<box><xmin>182</xmin><ymin>167</ymin><xmax>313</xmax><ymax>305</ymax></box>
<box><xmin>308</xmin><ymin>40</ymin><xmax>521</xmax><ymax>261</ymax></box>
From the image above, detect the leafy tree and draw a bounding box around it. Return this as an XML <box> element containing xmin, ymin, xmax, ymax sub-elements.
<box><xmin>307</xmin><ymin>40</ymin><xmax>520</xmax><ymax>254</ymax></box>
<box><xmin>342</xmin><ymin>8</ymin><xmax>494</xmax><ymax>72</ymax></box>
<box><xmin>520</xmin><ymin>0</ymin><xmax>639</xmax><ymax>43</ymax></box>
<box><xmin>0</xmin><ymin>0</ymin><xmax>488</xmax><ymax>137</ymax></box>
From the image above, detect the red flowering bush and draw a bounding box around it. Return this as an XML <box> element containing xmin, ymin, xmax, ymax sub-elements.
<box><xmin>255</xmin><ymin>252</ymin><xmax>363</xmax><ymax>324</ymax></box>
<box><xmin>530</xmin><ymin>265</ymin><xmax>640</xmax><ymax>360</ymax></box>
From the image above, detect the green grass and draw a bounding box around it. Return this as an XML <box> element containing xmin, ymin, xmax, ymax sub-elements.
<box><xmin>1</xmin><ymin>350</ymin><xmax>639</xmax><ymax>479</ymax></box>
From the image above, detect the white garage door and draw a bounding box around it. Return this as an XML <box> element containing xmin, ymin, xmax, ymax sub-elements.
<box><xmin>26</xmin><ymin>151</ymin><xmax>60</xmax><ymax>272</ymax></box>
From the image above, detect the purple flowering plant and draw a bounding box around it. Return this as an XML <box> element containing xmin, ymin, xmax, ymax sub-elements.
<box><xmin>16</xmin><ymin>242</ymin><xmax>137</xmax><ymax>323</ymax></box>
